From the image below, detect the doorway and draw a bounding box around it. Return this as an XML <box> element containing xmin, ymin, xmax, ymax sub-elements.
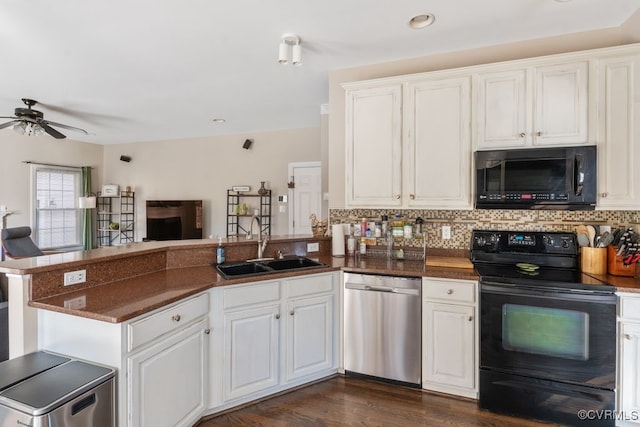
<box><xmin>288</xmin><ymin>162</ymin><xmax>322</xmax><ymax>235</ymax></box>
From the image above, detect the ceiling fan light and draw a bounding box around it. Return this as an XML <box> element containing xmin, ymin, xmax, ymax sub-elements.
<box><xmin>278</xmin><ymin>41</ymin><xmax>288</xmax><ymax>64</ymax></box>
<box><xmin>13</xmin><ymin>121</ymin><xmax>27</xmax><ymax>135</ymax></box>
<box><xmin>292</xmin><ymin>43</ymin><xmax>302</xmax><ymax>66</ymax></box>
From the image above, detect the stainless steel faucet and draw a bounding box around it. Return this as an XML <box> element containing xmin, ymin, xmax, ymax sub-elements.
<box><xmin>249</xmin><ymin>215</ymin><xmax>269</xmax><ymax>259</ymax></box>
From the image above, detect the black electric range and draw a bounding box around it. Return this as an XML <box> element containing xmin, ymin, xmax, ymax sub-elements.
<box><xmin>471</xmin><ymin>229</ymin><xmax>614</xmax><ymax>293</ymax></box>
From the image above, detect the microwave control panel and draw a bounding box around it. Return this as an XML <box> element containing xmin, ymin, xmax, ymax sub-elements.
<box><xmin>479</xmin><ymin>193</ymin><xmax>569</xmax><ymax>202</ymax></box>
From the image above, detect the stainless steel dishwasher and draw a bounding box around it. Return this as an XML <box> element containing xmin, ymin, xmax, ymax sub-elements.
<box><xmin>344</xmin><ymin>272</ymin><xmax>421</xmax><ymax>387</ymax></box>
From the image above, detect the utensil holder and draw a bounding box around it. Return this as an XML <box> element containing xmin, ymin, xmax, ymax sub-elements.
<box><xmin>607</xmin><ymin>245</ymin><xmax>635</xmax><ymax>276</ymax></box>
<box><xmin>581</xmin><ymin>247</ymin><xmax>607</xmax><ymax>275</ymax></box>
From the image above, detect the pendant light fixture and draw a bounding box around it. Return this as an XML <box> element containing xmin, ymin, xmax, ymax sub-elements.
<box><xmin>278</xmin><ymin>33</ymin><xmax>302</xmax><ymax>66</ymax></box>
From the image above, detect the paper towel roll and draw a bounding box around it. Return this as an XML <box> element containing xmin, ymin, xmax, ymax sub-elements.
<box><xmin>332</xmin><ymin>224</ymin><xmax>345</xmax><ymax>257</ymax></box>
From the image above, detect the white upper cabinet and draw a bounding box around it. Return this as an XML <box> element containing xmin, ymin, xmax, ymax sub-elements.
<box><xmin>345</xmin><ymin>84</ymin><xmax>403</xmax><ymax>207</ymax></box>
<box><xmin>474</xmin><ymin>61</ymin><xmax>590</xmax><ymax>149</ymax></box>
<box><xmin>404</xmin><ymin>76</ymin><xmax>472</xmax><ymax>209</ymax></box>
<box><xmin>596</xmin><ymin>53</ymin><xmax>640</xmax><ymax>210</ymax></box>
<box><xmin>344</xmin><ymin>76</ymin><xmax>472</xmax><ymax>210</ymax></box>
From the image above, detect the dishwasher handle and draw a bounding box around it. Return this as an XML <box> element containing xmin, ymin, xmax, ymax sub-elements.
<box><xmin>345</xmin><ymin>282</ymin><xmax>420</xmax><ymax>296</ymax></box>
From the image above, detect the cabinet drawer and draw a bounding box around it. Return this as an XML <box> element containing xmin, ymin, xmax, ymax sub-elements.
<box><xmin>223</xmin><ymin>280</ymin><xmax>280</xmax><ymax>310</ymax></box>
<box><xmin>285</xmin><ymin>273</ymin><xmax>334</xmax><ymax>299</ymax></box>
<box><xmin>128</xmin><ymin>293</ymin><xmax>209</xmax><ymax>352</ymax></box>
<box><xmin>424</xmin><ymin>278</ymin><xmax>477</xmax><ymax>304</ymax></box>
<box><xmin>619</xmin><ymin>294</ymin><xmax>640</xmax><ymax>320</ymax></box>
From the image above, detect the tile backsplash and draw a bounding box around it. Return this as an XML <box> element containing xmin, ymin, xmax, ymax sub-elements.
<box><xmin>329</xmin><ymin>208</ymin><xmax>640</xmax><ymax>250</ymax></box>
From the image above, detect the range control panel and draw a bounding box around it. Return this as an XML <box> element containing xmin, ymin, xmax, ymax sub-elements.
<box><xmin>472</xmin><ymin>230</ymin><xmax>577</xmax><ymax>255</ymax></box>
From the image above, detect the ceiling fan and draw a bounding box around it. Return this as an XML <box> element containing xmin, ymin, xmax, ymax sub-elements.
<box><xmin>0</xmin><ymin>98</ymin><xmax>88</xmax><ymax>139</ymax></box>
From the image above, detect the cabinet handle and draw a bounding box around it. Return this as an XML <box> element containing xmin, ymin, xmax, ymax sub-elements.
<box><xmin>204</xmin><ymin>329</ymin><xmax>211</xmax><ymax>335</ymax></box>
<box><xmin>395</xmin><ymin>194</ymin><xmax>401</xmax><ymax>200</ymax></box>
<box><xmin>275</xmin><ymin>313</ymin><xmax>280</xmax><ymax>319</ymax></box>
<box><xmin>519</xmin><ymin>132</ymin><xmax>526</xmax><ymax>138</ymax></box>
<box><xmin>409</xmin><ymin>194</ymin><xmax>415</xmax><ymax>200</ymax></box>
<box><xmin>625</xmin><ymin>334</ymin><xmax>634</xmax><ymax>340</ymax></box>
<box><xmin>447</xmin><ymin>289</ymin><xmax>454</xmax><ymax>295</ymax></box>
<box><xmin>468</xmin><ymin>316</ymin><xmax>473</xmax><ymax>322</ymax></box>
<box><xmin>171</xmin><ymin>314</ymin><xmax>181</xmax><ymax>322</ymax></box>
<box><xmin>290</xmin><ymin>310</ymin><xmax>295</xmax><ymax>316</ymax></box>
<box><xmin>600</xmin><ymin>192</ymin><xmax>608</xmax><ymax>198</ymax></box>
<box><xmin>536</xmin><ymin>131</ymin><xmax>543</xmax><ymax>137</ymax></box>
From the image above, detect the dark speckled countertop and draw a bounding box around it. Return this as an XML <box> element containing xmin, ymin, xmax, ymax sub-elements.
<box><xmin>7</xmin><ymin>236</ymin><xmax>640</xmax><ymax>324</ymax></box>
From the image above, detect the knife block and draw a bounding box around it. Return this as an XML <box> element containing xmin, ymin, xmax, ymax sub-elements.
<box><xmin>607</xmin><ymin>245</ymin><xmax>635</xmax><ymax>276</ymax></box>
<box><xmin>581</xmin><ymin>247</ymin><xmax>607</xmax><ymax>275</ymax></box>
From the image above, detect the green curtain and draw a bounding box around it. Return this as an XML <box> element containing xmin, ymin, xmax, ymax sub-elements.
<box><xmin>82</xmin><ymin>166</ymin><xmax>94</xmax><ymax>250</ymax></box>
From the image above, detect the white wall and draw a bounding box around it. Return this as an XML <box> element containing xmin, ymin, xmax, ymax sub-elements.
<box><xmin>328</xmin><ymin>26</ymin><xmax>640</xmax><ymax>208</ymax></box>
<box><xmin>0</xmin><ymin>133</ymin><xmax>103</xmax><ymax>229</ymax></box>
<box><xmin>102</xmin><ymin>127</ymin><xmax>321</xmax><ymax>240</ymax></box>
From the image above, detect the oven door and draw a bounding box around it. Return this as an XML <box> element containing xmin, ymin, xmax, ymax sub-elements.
<box><xmin>480</xmin><ymin>281</ymin><xmax>616</xmax><ymax>389</ymax></box>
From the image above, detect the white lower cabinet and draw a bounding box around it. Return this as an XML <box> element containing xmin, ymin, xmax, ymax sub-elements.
<box><xmin>618</xmin><ymin>293</ymin><xmax>640</xmax><ymax>426</ymax></box>
<box><xmin>422</xmin><ymin>278</ymin><xmax>478</xmax><ymax>399</ymax></box>
<box><xmin>37</xmin><ymin>292</ymin><xmax>210</xmax><ymax>427</ymax></box>
<box><xmin>128</xmin><ymin>317</ymin><xmax>208</xmax><ymax>427</ymax></box>
<box><xmin>223</xmin><ymin>304</ymin><xmax>280</xmax><ymax>400</ymax></box>
<box><xmin>208</xmin><ymin>272</ymin><xmax>339</xmax><ymax>412</ymax></box>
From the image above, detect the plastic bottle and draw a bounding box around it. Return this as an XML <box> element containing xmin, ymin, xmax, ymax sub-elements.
<box><xmin>216</xmin><ymin>236</ymin><xmax>225</xmax><ymax>264</ymax></box>
<box><xmin>381</xmin><ymin>215</ymin><xmax>389</xmax><ymax>235</ymax></box>
<box><xmin>347</xmin><ymin>232</ymin><xmax>356</xmax><ymax>256</ymax></box>
<box><xmin>403</xmin><ymin>221</ymin><xmax>413</xmax><ymax>239</ymax></box>
<box><xmin>360</xmin><ymin>218</ymin><xmax>368</xmax><ymax>236</ymax></box>
<box><xmin>359</xmin><ymin>237</ymin><xmax>367</xmax><ymax>255</ymax></box>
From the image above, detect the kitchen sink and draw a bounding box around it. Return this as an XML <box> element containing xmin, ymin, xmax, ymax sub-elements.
<box><xmin>262</xmin><ymin>257</ymin><xmax>324</xmax><ymax>271</ymax></box>
<box><xmin>216</xmin><ymin>261</ymin><xmax>271</xmax><ymax>278</ymax></box>
<box><xmin>216</xmin><ymin>256</ymin><xmax>327</xmax><ymax>279</ymax></box>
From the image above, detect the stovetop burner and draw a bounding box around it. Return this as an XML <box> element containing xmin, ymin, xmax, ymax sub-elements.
<box><xmin>471</xmin><ymin>230</ymin><xmax>614</xmax><ymax>292</ymax></box>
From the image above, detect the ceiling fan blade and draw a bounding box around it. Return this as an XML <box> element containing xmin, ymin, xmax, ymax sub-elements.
<box><xmin>44</xmin><ymin>120</ymin><xmax>88</xmax><ymax>135</ymax></box>
<box><xmin>0</xmin><ymin>116</ymin><xmax>18</xmax><ymax>120</ymax></box>
<box><xmin>39</xmin><ymin>123</ymin><xmax>66</xmax><ymax>139</ymax></box>
<box><xmin>0</xmin><ymin>120</ymin><xmax>20</xmax><ymax>130</ymax></box>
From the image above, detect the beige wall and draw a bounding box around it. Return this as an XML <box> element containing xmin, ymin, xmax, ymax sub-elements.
<box><xmin>0</xmin><ymin>134</ymin><xmax>103</xmax><ymax>229</ymax></box>
<box><xmin>102</xmin><ymin>127</ymin><xmax>321</xmax><ymax>240</ymax></box>
<box><xmin>328</xmin><ymin>27</ymin><xmax>640</xmax><ymax>208</ymax></box>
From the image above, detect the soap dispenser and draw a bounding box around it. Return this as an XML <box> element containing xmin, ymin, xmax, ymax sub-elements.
<box><xmin>216</xmin><ymin>236</ymin><xmax>225</xmax><ymax>264</ymax></box>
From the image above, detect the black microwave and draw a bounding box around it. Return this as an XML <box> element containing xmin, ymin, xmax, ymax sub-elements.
<box><xmin>475</xmin><ymin>146</ymin><xmax>597</xmax><ymax>210</ymax></box>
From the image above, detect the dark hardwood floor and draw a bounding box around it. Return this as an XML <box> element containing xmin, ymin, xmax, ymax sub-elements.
<box><xmin>197</xmin><ymin>375</ymin><xmax>560</xmax><ymax>426</ymax></box>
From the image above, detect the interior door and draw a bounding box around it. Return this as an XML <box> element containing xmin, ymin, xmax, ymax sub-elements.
<box><xmin>288</xmin><ymin>162</ymin><xmax>322</xmax><ymax>235</ymax></box>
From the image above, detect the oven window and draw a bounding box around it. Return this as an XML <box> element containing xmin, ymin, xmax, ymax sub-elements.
<box><xmin>484</xmin><ymin>159</ymin><xmax>566</xmax><ymax>192</ymax></box>
<box><xmin>502</xmin><ymin>304</ymin><xmax>589</xmax><ymax>360</ymax></box>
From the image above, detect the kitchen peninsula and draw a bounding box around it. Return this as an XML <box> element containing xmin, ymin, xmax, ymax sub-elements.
<box><xmin>0</xmin><ymin>235</ymin><xmax>478</xmax><ymax>426</ymax></box>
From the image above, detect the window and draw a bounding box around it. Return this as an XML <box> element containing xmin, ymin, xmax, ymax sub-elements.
<box><xmin>31</xmin><ymin>165</ymin><xmax>83</xmax><ymax>250</ymax></box>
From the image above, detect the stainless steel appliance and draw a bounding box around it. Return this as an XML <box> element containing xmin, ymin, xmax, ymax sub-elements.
<box><xmin>0</xmin><ymin>351</ymin><xmax>115</xmax><ymax>426</ymax></box>
<box><xmin>344</xmin><ymin>273</ymin><xmax>421</xmax><ymax>386</ymax></box>
<box><xmin>475</xmin><ymin>146</ymin><xmax>597</xmax><ymax>210</ymax></box>
<box><xmin>472</xmin><ymin>230</ymin><xmax>616</xmax><ymax>427</ymax></box>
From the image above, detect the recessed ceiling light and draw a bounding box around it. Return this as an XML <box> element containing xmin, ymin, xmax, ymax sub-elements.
<box><xmin>212</xmin><ymin>118</ymin><xmax>226</xmax><ymax>123</ymax></box>
<box><xmin>409</xmin><ymin>13</ymin><xmax>435</xmax><ymax>29</ymax></box>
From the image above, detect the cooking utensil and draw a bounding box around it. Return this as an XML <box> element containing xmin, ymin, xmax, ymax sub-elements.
<box><xmin>597</xmin><ymin>231</ymin><xmax>613</xmax><ymax>248</ymax></box>
<box><xmin>577</xmin><ymin>232</ymin><xmax>590</xmax><ymax>248</ymax></box>
<box><xmin>586</xmin><ymin>225</ymin><xmax>596</xmax><ymax>247</ymax></box>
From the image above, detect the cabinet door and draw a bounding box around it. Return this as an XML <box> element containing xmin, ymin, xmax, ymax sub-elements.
<box><xmin>345</xmin><ymin>84</ymin><xmax>403</xmax><ymax>207</ymax></box>
<box><xmin>285</xmin><ymin>294</ymin><xmax>334</xmax><ymax>382</ymax></box>
<box><xmin>474</xmin><ymin>69</ymin><xmax>529</xmax><ymax>149</ymax></box>
<box><xmin>223</xmin><ymin>305</ymin><xmax>280</xmax><ymax>401</ymax></box>
<box><xmin>405</xmin><ymin>76</ymin><xmax>472</xmax><ymax>209</ymax></box>
<box><xmin>128</xmin><ymin>318</ymin><xmax>208</xmax><ymax>427</ymax></box>
<box><xmin>423</xmin><ymin>302</ymin><xmax>475</xmax><ymax>392</ymax></box>
<box><xmin>620</xmin><ymin>322</ymin><xmax>640</xmax><ymax>420</ymax></box>
<box><xmin>597</xmin><ymin>55</ymin><xmax>640</xmax><ymax>209</ymax></box>
<box><xmin>533</xmin><ymin>61</ymin><xmax>589</xmax><ymax>146</ymax></box>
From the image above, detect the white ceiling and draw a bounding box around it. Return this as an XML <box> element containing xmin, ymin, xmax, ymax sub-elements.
<box><xmin>1</xmin><ymin>0</ymin><xmax>639</xmax><ymax>145</ymax></box>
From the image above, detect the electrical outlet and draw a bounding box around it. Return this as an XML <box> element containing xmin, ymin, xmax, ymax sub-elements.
<box><xmin>442</xmin><ymin>225</ymin><xmax>451</xmax><ymax>240</ymax></box>
<box><xmin>64</xmin><ymin>269</ymin><xmax>86</xmax><ymax>286</ymax></box>
<box><xmin>307</xmin><ymin>242</ymin><xmax>319</xmax><ymax>252</ymax></box>
<box><xmin>64</xmin><ymin>296</ymin><xmax>86</xmax><ymax>310</ymax></box>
